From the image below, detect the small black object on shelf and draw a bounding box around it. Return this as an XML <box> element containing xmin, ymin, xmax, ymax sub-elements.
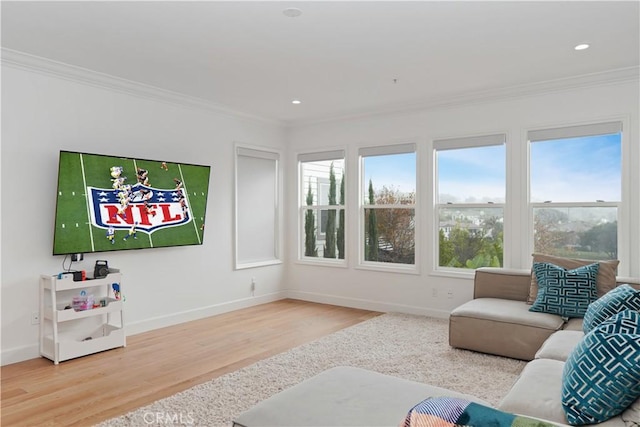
<box><xmin>94</xmin><ymin>260</ymin><xmax>109</xmax><ymax>279</ymax></box>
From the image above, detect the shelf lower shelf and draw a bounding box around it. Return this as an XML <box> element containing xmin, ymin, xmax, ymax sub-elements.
<box><xmin>41</xmin><ymin>324</ymin><xmax>126</xmax><ymax>364</ymax></box>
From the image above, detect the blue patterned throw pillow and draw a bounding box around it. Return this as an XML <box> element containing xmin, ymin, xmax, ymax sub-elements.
<box><xmin>529</xmin><ymin>262</ymin><xmax>599</xmax><ymax>318</ymax></box>
<box><xmin>583</xmin><ymin>284</ymin><xmax>640</xmax><ymax>333</ymax></box>
<box><xmin>562</xmin><ymin>310</ymin><xmax>640</xmax><ymax>425</ymax></box>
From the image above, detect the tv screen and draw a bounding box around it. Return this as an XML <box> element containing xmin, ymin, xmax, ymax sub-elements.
<box><xmin>53</xmin><ymin>151</ymin><xmax>211</xmax><ymax>255</ymax></box>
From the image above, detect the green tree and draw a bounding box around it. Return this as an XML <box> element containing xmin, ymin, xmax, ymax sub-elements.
<box><xmin>534</xmin><ymin>208</ymin><xmax>569</xmax><ymax>254</ymax></box>
<box><xmin>439</xmin><ymin>229</ymin><xmax>455</xmax><ymax>266</ymax></box>
<box><xmin>366</xmin><ymin>179</ymin><xmax>379</xmax><ymax>261</ymax></box>
<box><xmin>324</xmin><ymin>163</ymin><xmax>337</xmax><ymax>258</ymax></box>
<box><xmin>580</xmin><ymin>221</ymin><xmax>617</xmax><ymax>259</ymax></box>
<box><xmin>337</xmin><ymin>174</ymin><xmax>345</xmax><ymax>259</ymax></box>
<box><xmin>304</xmin><ymin>182</ymin><xmax>317</xmax><ymax>257</ymax></box>
<box><xmin>375</xmin><ymin>186</ymin><xmax>415</xmax><ymax>264</ymax></box>
<box><xmin>439</xmin><ymin>222</ymin><xmax>503</xmax><ymax>269</ymax></box>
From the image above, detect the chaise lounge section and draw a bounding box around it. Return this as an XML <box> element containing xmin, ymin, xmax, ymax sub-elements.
<box><xmin>449</xmin><ymin>262</ymin><xmax>639</xmax><ymax>361</ymax></box>
<box><xmin>449</xmin><ymin>267</ymin><xmax>565</xmax><ymax>361</ymax></box>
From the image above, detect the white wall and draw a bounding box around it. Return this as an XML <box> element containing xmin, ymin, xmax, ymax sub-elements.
<box><xmin>1</xmin><ymin>58</ymin><xmax>287</xmax><ymax>364</ymax></box>
<box><xmin>2</xmin><ymin>52</ymin><xmax>638</xmax><ymax>365</ymax></box>
<box><xmin>285</xmin><ymin>80</ymin><xmax>640</xmax><ymax>317</ymax></box>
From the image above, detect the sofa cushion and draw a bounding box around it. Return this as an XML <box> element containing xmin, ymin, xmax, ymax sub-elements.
<box><xmin>527</xmin><ymin>254</ymin><xmax>619</xmax><ymax>304</ymax></box>
<box><xmin>562</xmin><ymin>310</ymin><xmax>640</xmax><ymax>425</ymax></box>
<box><xmin>498</xmin><ymin>359</ymin><xmax>568</xmax><ymax>424</ymax></box>
<box><xmin>583</xmin><ymin>284</ymin><xmax>640</xmax><ymax>333</ymax></box>
<box><xmin>562</xmin><ymin>317</ymin><xmax>584</xmax><ymax>331</ymax></box>
<box><xmin>499</xmin><ymin>359</ymin><xmax>627</xmax><ymax>427</ymax></box>
<box><xmin>535</xmin><ymin>330</ymin><xmax>584</xmax><ymax>362</ymax></box>
<box><xmin>529</xmin><ymin>262</ymin><xmax>599</xmax><ymax>318</ymax></box>
<box><xmin>621</xmin><ymin>397</ymin><xmax>640</xmax><ymax>426</ymax></box>
<box><xmin>449</xmin><ymin>298</ymin><xmax>565</xmax><ymax>361</ymax></box>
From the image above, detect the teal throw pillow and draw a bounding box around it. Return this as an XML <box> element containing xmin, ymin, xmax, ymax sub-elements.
<box><xmin>562</xmin><ymin>310</ymin><xmax>640</xmax><ymax>425</ymax></box>
<box><xmin>583</xmin><ymin>284</ymin><xmax>640</xmax><ymax>333</ymax></box>
<box><xmin>529</xmin><ymin>262</ymin><xmax>599</xmax><ymax>318</ymax></box>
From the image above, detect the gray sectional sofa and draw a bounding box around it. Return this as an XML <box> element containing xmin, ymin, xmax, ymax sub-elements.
<box><xmin>449</xmin><ymin>267</ymin><xmax>640</xmax><ymax>361</ymax></box>
<box><xmin>234</xmin><ymin>266</ymin><xmax>640</xmax><ymax>427</ymax></box>
<box><xmin>448</xmin><ymin>267</ymin><xmax>640</xmax><ymax>426</ymax></box>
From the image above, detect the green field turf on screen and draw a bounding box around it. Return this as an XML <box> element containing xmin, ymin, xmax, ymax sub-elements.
<box><xmin>53</xmin><ymin>152</ymin><xmax>210</xmax><ymax>255</ymax></box>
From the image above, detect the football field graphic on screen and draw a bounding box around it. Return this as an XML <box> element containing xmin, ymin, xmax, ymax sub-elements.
<box><xmin>53</xmin><ymin>151</ymin><xmax>211</xmax><ymax>255</ymax></box>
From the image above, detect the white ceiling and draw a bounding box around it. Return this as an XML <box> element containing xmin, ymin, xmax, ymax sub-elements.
<box><xmin>2</xmin><ymin>1</ymin><xmax>639</xmax><ymax>125</ymax></box>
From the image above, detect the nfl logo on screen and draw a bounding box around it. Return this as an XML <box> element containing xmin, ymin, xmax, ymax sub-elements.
<box><xmin>88</xmin><ymin>184</ymin><xmax>191</xmax><ymax>232</ymax></box>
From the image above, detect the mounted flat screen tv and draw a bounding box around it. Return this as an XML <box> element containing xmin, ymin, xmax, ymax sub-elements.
<box><xmin>52</xmin><ymin>150</ymin><xmax>211</xmax><ymax>255</ymax></box>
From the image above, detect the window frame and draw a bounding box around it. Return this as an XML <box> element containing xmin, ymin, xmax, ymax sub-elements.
<box><xmin>297</xmin><ymin>149</ymin><xmax>347</xmax><ymax>266</ymax></box>
<box><xmin>433</xmin><ymin>133</ymin><xmax>507</xmax><ymax>275</ymax></box>
<box><xmin>358</xmin><ymin>142</ymin><xmax>418</xmax><ymax>274</ymax></box>
<box><xmin>527</xmin><ymin>121</ymin><xmax>623</xmax><ymax>265</ymax></box>
<box><xmin>234</xmin><ymin>144</ymin><xmax>282</xmax><ymax>270</ymax></box>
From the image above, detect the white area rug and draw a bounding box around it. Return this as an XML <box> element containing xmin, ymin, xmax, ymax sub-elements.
<box><xmin>98</xmin><ymin>313</ymin><xmax>526</xmax><ymax>427</ymax></box>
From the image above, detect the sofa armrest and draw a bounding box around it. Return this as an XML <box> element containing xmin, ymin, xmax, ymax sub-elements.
<box><xmin>474</xmin><ymin>267</ymin><xmax>532</xmax><ymax>301</ymax></box>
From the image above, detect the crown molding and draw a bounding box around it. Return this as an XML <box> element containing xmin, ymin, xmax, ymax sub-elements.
<box><xmin>0</xmin><ymin>48</ymin><xmax>281</xmax><ymax>127</ymax></box>
<box><xmin>3</xmin><ymin>48</ymin><xmax>637</xmax><ymax>129</ymax></box>
<box><xmin>288</xmin><ymin>66</ymin><xmax>640</xmax><ymax>128</ymax></box>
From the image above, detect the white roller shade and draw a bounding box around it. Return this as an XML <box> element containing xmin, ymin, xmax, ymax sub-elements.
<box><xmin>359</xmin><ymin>143</ymin><xmax>416</xmax><ymax>157</ymax></box>
<box><xmin>528</xmin><ymin>122</ymin><xmax>622</xmax><ymax>142</ymax></box>
<box><xmin>434</xmin><ymin>134</ymin><xmax>505</xmax><ymax>151</ymax></box>
<box><xmin>237</xmin><ymin>146</ymin><xmax>279</xmax><ymax>160</ymax></box>
<box><xmin>298</xmin><ymin>150</ymin><xmax>345</xmax><ymax>163</ymax></box>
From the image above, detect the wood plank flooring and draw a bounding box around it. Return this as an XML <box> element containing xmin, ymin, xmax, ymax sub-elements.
<box><xmin>1</xmin><ymin>299</ymin><xmax>380</xmax><ymax>427</ymax></box>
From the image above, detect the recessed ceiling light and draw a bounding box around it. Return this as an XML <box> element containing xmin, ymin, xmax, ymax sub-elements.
<box><xmin>292</xmin><ymin>99</ymin><xmax>301</xmax><ymax>105</ymax></box>
<box><xmin>574</xmin><ymin>43</ymin><xmax>590</xmax><ymax>51</ymax></box>
<box><xmin>283</xmin><ymin>8</ymin><xmax>302</xmax><ymax>18</ymax></box>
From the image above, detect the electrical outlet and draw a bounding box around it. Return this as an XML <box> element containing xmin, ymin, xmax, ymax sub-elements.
<box><xmin>31</xmin><ymin>311</ymin><xmax>40</xmax><ymax>325</ymax></box>
<box><xmin>447</xmin><ymin>289</ymin><xmax>454</xmax><ymax>299</ymax></box>
<box><xmin>71</xmin><ymin>253</ymin><xmax>84</xmax><ymax>262</ymax></box>
<box><xmin>250</xmin><ymin>277</ymin><xmax>256</xmax><ymax>293</ymax></box>
<box><xmin>432</xmin><ymin>288</ymin><xmax>438</xmax><ymax>298</ymax></box>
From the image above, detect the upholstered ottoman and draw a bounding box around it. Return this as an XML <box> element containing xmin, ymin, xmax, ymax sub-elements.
<box><xmin>232</xmin><ymin>366</ymin><xmax>488</xmax><ymax>427</ymax></box>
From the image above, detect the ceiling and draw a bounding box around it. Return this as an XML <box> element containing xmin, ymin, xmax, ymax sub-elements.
<box><xmin>2</xmin><ymin>1</ymin><xmax>639</xmax><ymax>126</ymax></box>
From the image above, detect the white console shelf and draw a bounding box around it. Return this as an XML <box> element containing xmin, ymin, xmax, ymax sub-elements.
<box><xmin>39</xmin><ymin>269</ymin><xmax>125</xmax><ymax>364</ymax></box>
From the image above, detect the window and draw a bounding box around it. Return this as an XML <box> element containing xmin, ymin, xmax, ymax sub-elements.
<box><xmin>360</xmin><ymin>144</ymin><xmax>416</xmax><ymax>267</ymax></box>
<box><xmin>435</xmin><ymin>134</ymin><xmax>506</xmax><ymax>270</ymax></box>
<box><xmin>529</xmin><ymin>122</ymin><xmax>622</xmax><ymax>261</ymax></box>
<box><xmin>299</xmin><ymin>150</ymin><xmax>345</xmax><ymax>262</ymax></box>
<box><xmin>235</xmin><ymin>146</ymin><xmax>280</xmax><ymax>269</ymax></box>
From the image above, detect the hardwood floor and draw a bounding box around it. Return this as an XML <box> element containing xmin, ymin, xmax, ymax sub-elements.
<box><xmin>1</xmin><ymin>299</ymin><xmax>380</xmax><ymax>427</ymax></box>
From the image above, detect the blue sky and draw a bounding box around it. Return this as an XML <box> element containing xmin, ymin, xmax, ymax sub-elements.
<box><xmin>530</xmin><ymin>134</ymin><xmax>621</xmax><ymax>202</ymax></box>
<box><xmin>363</xmin><ymin>133</ymin><xmax>621</xmax><ymax>203</ymax></box>
<box><xmin>438</xmin><ymin>145</ymin><xmax>505</xmax><ymax>203</ymax></box>
<box><xmin>364</xmin><ymin>152</ymin><xmax>416</xmax><ymax>196</ymax></box>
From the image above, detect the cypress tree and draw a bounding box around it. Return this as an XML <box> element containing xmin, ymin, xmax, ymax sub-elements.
<box><xmin>367</xmin><ymin>179</ymin><xmax>379</xmax><ymax>261</ymax></box>
<box><xmin>304</xmin><ymin>182</ymin><xmax>317</xmax><ymax>257</ymax></box>
<box><xmin>337</xmin><ymin>173</ymin><xmax>345</xmax><ymax>259</ymax></box>
<box><xmin>324</xmin><ymin>163</ymin><xmax>337</xmax><ymax>258</ymax></box>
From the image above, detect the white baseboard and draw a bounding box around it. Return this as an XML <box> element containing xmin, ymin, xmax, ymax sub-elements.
<box><xmin>1</xmin><ymin>291</ymin><xmax>287</xmax><ymax>366</ymax></box>
<box><xmin>2</xmin><ymin>344</ymin><xmax>40</xmax><ymax>366</ymax></box>
<box><xmin>2</xmin><ymin>290</ymin><xmax>448</xmax><ymax>365</ymax></box>
<box><xmin>285</xmin><ymin>290</ymin><xmax>451</xmax><ymax>319</ymax></box>
<box><xmin>126</xmin><ymin>291</ymin><xmax>287</xmax><ymax>336</ymax></box>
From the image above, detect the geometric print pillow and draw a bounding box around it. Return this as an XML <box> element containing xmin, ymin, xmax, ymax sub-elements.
<box><xmin>562</xmin><ymin>310</ymin><xmax>640</xmax><ymax>425</ymax></box>
<box><xmin>399</xmin><ymin>396</ymin><xmax>559</xmax><ymax>427</ymax></box>
<box><xmin>583</xmin><ymin>284</ymin><xmax>640</xmax><ymax>333</ymax></box>
<box><xmin>529</xmin><ymin>262</ymin><xmax>599</xmax><ymax>318</ymax></box>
